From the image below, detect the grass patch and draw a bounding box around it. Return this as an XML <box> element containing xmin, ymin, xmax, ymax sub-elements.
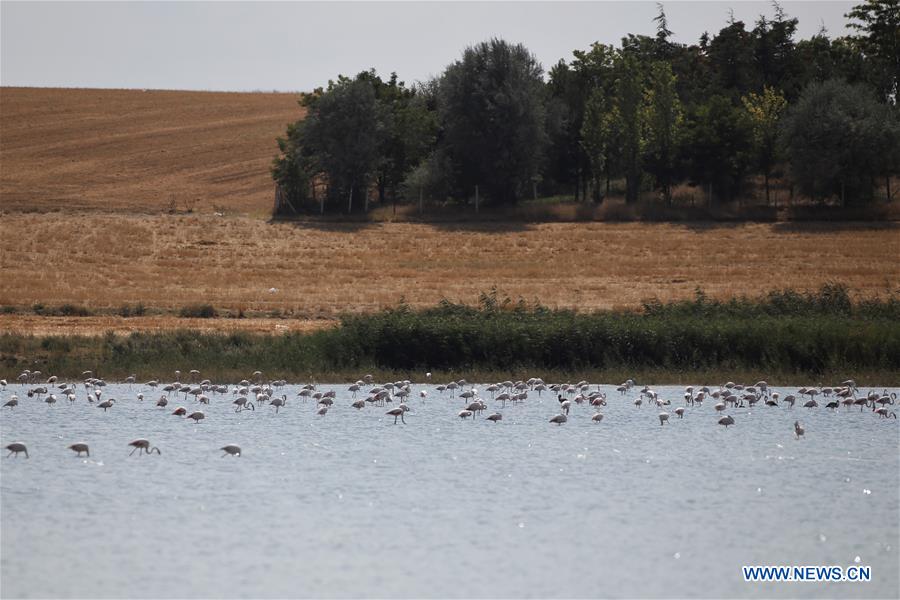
<box><xmin>31</xmin><ymin>303</ymin><xmax>93</xmax><ymax>317</ymax></box>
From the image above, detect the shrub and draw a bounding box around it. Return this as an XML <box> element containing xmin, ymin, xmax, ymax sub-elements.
<box><xmin>179</xmin><ymin>304</ymin><xmax>218</xmax><ymax>318</ymax></box>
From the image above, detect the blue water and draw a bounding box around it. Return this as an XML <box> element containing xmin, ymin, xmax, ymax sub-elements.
<box><xmin>1</xmin><ymin>382</ymin><xmax>898</xmax><ymax>598</ymax></box>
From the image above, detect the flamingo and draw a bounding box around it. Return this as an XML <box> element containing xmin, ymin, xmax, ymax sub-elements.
<box><xmin>270</xmin><ymin>395</ymin><xmax>286</xmax><ymax>413</ymax></box>
<box><xmin>591</xmin><ymin>412</ymin><xmax>604</xmax><ymax>422</ymax></box>
<box><xmin>549</xmin><ymin>414</ymin><xmax>567</xmax><ymax>425</ymax></box>
<box><xmin>221</xmin><ymin>444</ymin><xmax>241</xmax><ymax>457</ymax></box>
<box><xmin>187</xmin><ymin>411</ymin><xmax>205</xmax><ymax>423</ymax></box>
<box><xmin>6</xmin><ymin>442</ymin><xmax>28</xmax><ymax>458</ymax></box>
<box><xmin>486</xmin><ymin>413</ymin><xmax>502</xmax><ymax>422</ymax></box>
<box><xmin>718</xmin><ymin>415</ymin><xmax>735</xmax><ymax>428</ymax></box>
<box><xmin>874</xmin><ymin>407</ymin><xmax>897</xmax><ymax>419</ymax></box>
<box><xmin>172</xmin><ymin>407</ymin><xmax>187</xmax><ymax>416</ymax></box>
<box><xmin>97</xmin><ymin>399</ymin><xmax>115</xmax><ymax>412</ymax></box>
<box><xmin>386</xmin><ymin>405</ymin><xmax>409</xmax><ymax>424</ymax></box>
<box><xmin>317</xmin><ymin>406</ymin><xmax>328</xmax><ymax>416</ymax></box>
<box><xmin>674</xmin><ymin>407</ymin><xmax>685</xmax><ymax>418</ymax></box>
<box><xmin>351</xmin><ymin>399</ymin><xmax>366</xmax><ymax>410</ymax></box>
<box><xmin>458</xmin><ymin>409</ymin><xmax>473</xmax><ymax>420</ymax></box>
<box><xmin>3</xmin><ymin>397</ymin><xmax>18</xmax><ymax>408</ymax></box>
<box><xmin>794</xmin><ymin>421</ymin><xmax>805</xmax><ymax>439</ymax></box>
<box><xmin>128</xmin><ymin>439</ymin><xmax>160</xmax><ymax>456</ymax></box>
<box><xmin>68</xmin><ymin>443</ymin><xmax>90</xmax><ymax>457</ymax></box>
<box><xmin>659</xmin><ymin>412</ymin><xmax>670</xmax><ymax>425</ymax></box>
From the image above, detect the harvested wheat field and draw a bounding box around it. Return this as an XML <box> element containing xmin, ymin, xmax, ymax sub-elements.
<box><xmin>1</xmin><ymin>213</ymin><xmax>897</xmax><ymax>324</ymax></box>
<box><xmin>0</xmin><ymin>87</ymin><xmax>302</xmax><ymax>215</ymax></box>
<box><xmin>0</xmin><ymin>314</ymin><xmax>334</xmax><ymax>337</ymax></box>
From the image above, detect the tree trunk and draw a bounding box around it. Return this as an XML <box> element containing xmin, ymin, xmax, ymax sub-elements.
<box><xmin>377</xmin><ymin>177</ymin><xmax>386</xmax><ymax>204</ymax></box>
<box><xmin>348</xmin><ymin>185</ymin><xmax>353</xmax><ymax>214</ymax></box>
<box><xmin>625</xmin><ymin>172</ymin><xmax>639</xmax><ymax>204</ymax></box>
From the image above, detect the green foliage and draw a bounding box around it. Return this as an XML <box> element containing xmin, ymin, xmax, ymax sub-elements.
<box><xmin>643</xmin><ymin>61</ymin><xmax>683</xmax><ymax>203</ymax></box>
<box><xmin>684</xmin><ymin>95</ymin><xmax>756</xmax><ymax>202</ymax></box>
<box><xmin>6</xmin><ymin>286</ymin><xmax>899</xmax><ymax>381</ymax></box>
<box><xmin>31</xmin><ymin>303</ymin><xmax>93</xmax><ymax>317</ymax></box>
<box><xmin>272</xmin><ymin>5</ymin><xmax>897</xmax><ymax>216</ymax></box>
<box><xmin>845</xmin><ymin>0</ymin><xmax>900</xmax><ymax>99</ymax></box>
<box><xmin>118</xmin><ymin>303</ymin><xmax>146</xmax><ymax>318</ymax></box>
<box><xmin>304</xmin><ymin>74</ymin><xmax>387</xmax><ymax>210</ymax></box>
<box><xmin>179</xmin><ymin>304</ymin><xmax>218</xmax><ymax>319</ymax></box>
<box><xmin>613</xmin><ymin>55</ymin><xmax>646</xmax><ymax>203</ymax></box>
<box><xmin>781</xmin><ymin>79</ymin><xmax>900</xmax><ymax>203</ymax></box>
<box><xmin>742</xmin><ymin>86</ymin><xmax>788</xmax><ymax>202</ymax></box>
<box><xmin>437</xmin><ymin>39</ymin><xmax>548</xmax><ymax>205</ymax></box>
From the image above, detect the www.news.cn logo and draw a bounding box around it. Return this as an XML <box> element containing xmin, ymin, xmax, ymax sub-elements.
<box><xmin>743</xmin><ymin>565</ymin><xmax>871</xmax><ymax>582</ymax></box>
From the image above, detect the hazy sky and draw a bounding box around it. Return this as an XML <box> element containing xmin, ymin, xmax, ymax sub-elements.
<box><xmin>1</xmin><ymin>1</ymin><xmax>858</xmax><ymax>92</ymax></box>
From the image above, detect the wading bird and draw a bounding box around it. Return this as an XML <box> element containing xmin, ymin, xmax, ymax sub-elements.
<box><xmin>6</xmin><ymin>442</ymin><xmax>28</xmax><ymax>458</ymax></box>
<box><xmin>386</xmin><ymin>405</ymin><xmax>409</xmax><ymax>424</ymax></box>
<box><xmin>68</xmin><ymin>443</ymin><xmax>90</xmax><ymax>457</ymax></box>
<box><xmin>220</xmin><ymin>444</ymin><xmax>241</xmax><ymax>457</ymax></box>
<box><xmin>128</xmin><ymin>439</ymin><xmax>160</xmax><ymax>456</ymax></box>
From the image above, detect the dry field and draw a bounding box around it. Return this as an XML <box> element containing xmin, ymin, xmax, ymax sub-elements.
<box><xmin>2</xmin><ymin>88</ymin><xmax>898</xmax><ymax>336</ymax></box>
<box><xmin>1</xmin><ymin>213</ymin><xmax>897</xmax><ymax>331</ymax></box>
<box><xmin>0</xmin><ymin>314</ymin><xmax>334</xmax><ymax>337</ymax></box>
<box><xmin>0</xmin><ymin>87</ymin><xmax>302</xmax><ymax>215</ymax></box>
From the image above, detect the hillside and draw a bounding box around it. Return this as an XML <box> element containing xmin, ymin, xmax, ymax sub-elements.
<box><xmin>0</xmin><ymin>87</ymin><xmax>303</xmax><ymax>214</ymax></box>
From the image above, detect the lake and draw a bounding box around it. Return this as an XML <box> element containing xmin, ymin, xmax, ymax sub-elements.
<box><xmin>2</xmin><ymin>382</ymin><xmax>898</xmax><ymax>598</ymax></box>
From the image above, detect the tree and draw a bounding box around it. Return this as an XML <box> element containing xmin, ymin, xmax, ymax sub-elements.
<box><xmin>684</xmin><ymin>95</ymin><xmax>755</xmax><ymax>203</ymax></box>
<box><xmin>742</xmin><ymin>86</ymin><xmax>788</xmax><ymax>204</ymax></box>
<box><xmin>643</xmin><ymin>61</ymin><xmax>683</xmax><ymax>204</ymax></box>
<box><xmin>845</xmin><ymin>0</ymin><xmax>900</xmax><ymax>100</ymax></box>
<box><xmin>438</xmin><ymin>38</ymin><xmax>548</xmax><ymax>205</ymax></box>
<box><xmin>752</xmin><ymin>3</ymin><xmax>800</xmax><ymax>97</ymax></box>
<box><xmin>653</xmin><ymin>3</ymin><xmax>674</xmax><ymax>60</ymax></box>
<box><xmin>301</xmin><ymin>75</ymin><xmax>387</xmax><ymax>211</ymax></box>
<box><xmin>272</xmin><ymin>119</ymin><xmax>314</xmax><ymax>212</ymax></box>
<box><xmin>708</xmin><ymin>17</ymin><xmax>758</xmax><ymax>99</ymax></box>
<box><xmin>781</xmin><ymin>79</ymin><xmax>900</xmax><ymax>204</ymax></box>
<box><xmin>613</xmin><ymin>55</ymin><xmax>646</xmax><ymax>203</ymax></box>
<box><xmin>357</xmin><ymin>71</ymin><xmax>437</xmax><ymax>205</ymax></box>
<box><xmin>581</xmin><ymin>88</ymin><xmax>622</xmax><ymax>202</ymax></box>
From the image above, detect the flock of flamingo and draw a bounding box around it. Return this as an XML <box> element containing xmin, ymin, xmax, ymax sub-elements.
<box><xmin>2</xmin><ymin>369</ymin><xmax>897</xmax><ymax>459</ymax></box>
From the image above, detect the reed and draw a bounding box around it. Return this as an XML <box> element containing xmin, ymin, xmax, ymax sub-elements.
<box><xmin>3</xmin><ymin>286</ymin><xmax>897</xmax><ymax>384</ymax></box>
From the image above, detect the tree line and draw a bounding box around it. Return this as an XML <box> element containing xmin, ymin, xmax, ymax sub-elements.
<box><xmin>272</xmin><ymin>0</ymin><xmax>899</xmax><ymax>214</ymax></box>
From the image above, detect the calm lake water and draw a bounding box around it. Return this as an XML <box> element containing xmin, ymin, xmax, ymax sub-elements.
<box><xmin>1</xmin><ymin>382</ymin><xmax>898</xmax><ymax>599</ymax></box>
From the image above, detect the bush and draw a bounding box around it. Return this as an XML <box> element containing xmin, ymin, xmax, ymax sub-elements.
<box><xmin>118</xmin><ymin>303</ymin><xmax>147</xmax><ymax>318</ymax></box>
<box><xmin>179</xmin><ymin>304</ymin><xmax>218</xmax><ymax>319</ymax></box>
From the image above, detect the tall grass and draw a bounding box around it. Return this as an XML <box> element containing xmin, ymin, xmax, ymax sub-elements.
<box><xmin>1</xmin><ymin>286</ymin><xmax>897</xmax><ymax>383</ymax></box>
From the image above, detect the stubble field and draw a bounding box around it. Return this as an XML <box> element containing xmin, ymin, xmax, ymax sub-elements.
<box><xmin>0</xmin><ymin>87</ymin><xmax>302</xmax><ymax>215</ymax></box>
<box><xmin>1</xmin><ymin>213</ymin><xmax>897</xmax><ymax>331</ymax></box>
